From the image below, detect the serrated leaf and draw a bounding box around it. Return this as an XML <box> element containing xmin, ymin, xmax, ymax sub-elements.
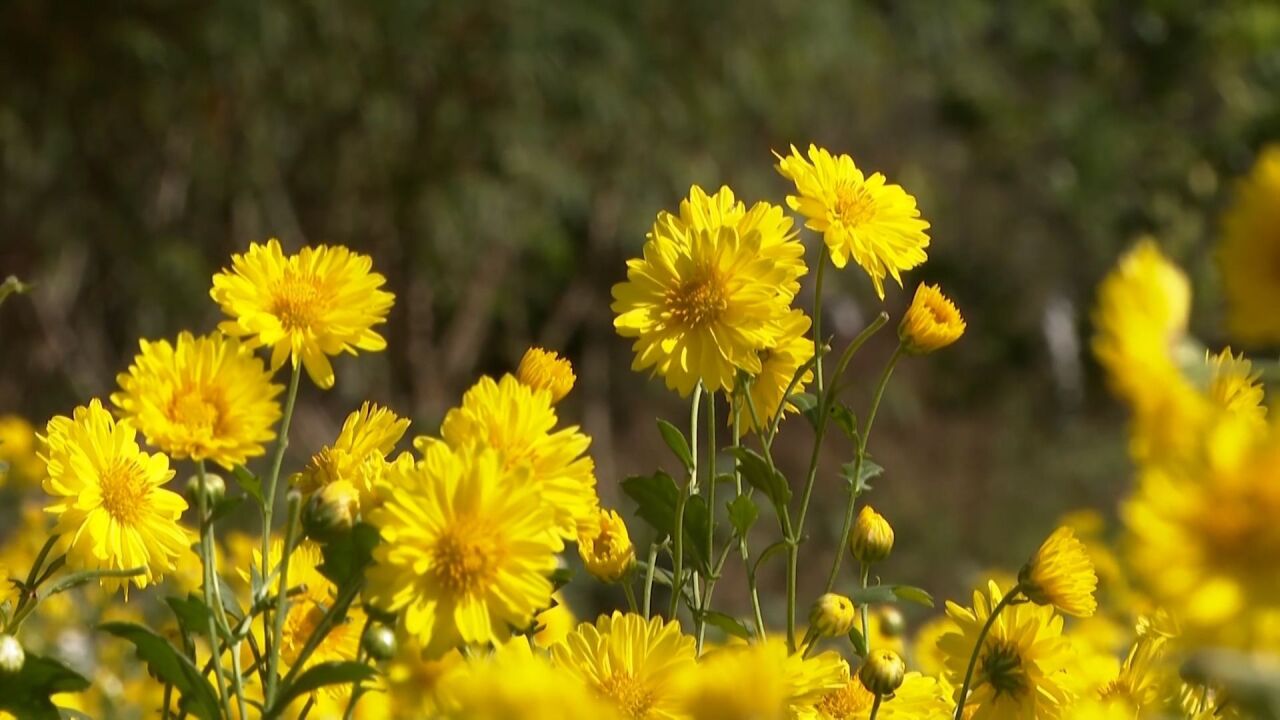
<box><xmin>700</xmin><ymin>610</ymin><xmax>753</xmax><ymax>639</ymax></box>
<box><xmin>848</xmin><ymin>625</ymin><xmax>869</xmax><ymax>657</ymax></box>
<box><xmin>840</xmin><ymin>458</ymin><xmax>883</xmax><ymax>494</ymax></box>
<box><xmin>267</xmin><ymin>661</ymin><xmax>377</xmax><ymax>718</ymax></box>
<box><xmin>98</xmin><ymin>622</ymin><xmax>219</xmax><ymax>720</ymax></box>
<box><xmin>681</xmin><ymin>494</ymin><xmax>712</xmax><ymax>574</ymax></box>
<box><xmin>656</xmin><ymin>419</ymin><xmax>694</xmax><ymax>472</ymax></box>
<box><xmin>793</xmin><ymin>393</ymin><xmax>821</xmax><ymax>430</ymax></box>
<box><xmin>830</xmin><ymin>404</ymin><xmax>858</xmax><ymax>441</ymax></box>
<box><xmin>622</xmin><ymin>471</ymin><xmax>680</xmax><ymax>541</ymax></box>
<box><xmin>730</xmin><ymin>447</ymin><xmax>791</xmax><ymax>510</ymax></box>
<box><xmin>727</xmin><ymin>495</ymin><xmax>758</xmax><ymax>538</ymax></box>
<box><xmin>319</xmin><ymin>523</ymin><xmax>381</xmax><ymax>590</ymax></box>
<box><xmin>231</xmin><ymin>465</ymin><xmax>264</xmax><ymax>505</ymax></box>
<box><xmin>0</xmin><ymin>653</ymin><xmax>90</xmax><ymax>720</ymax></box>
<box><xmin>166</xmin><ymin>595</ymin><xmax>229</xmax><ymax>643</ymax></box>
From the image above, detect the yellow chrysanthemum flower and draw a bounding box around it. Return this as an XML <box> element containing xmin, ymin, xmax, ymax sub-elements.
<box><xmin>383</xmin><ymin>638</ymin><xmax>462</xmax><ymax>718</ymax></box>
<box><xmin>911</xmin><ymin>615</ymin><xmax>957</xmax><ymax>689</ymax></box>
<box><xmin>111</xmin><ymin>331</ymin><xmax>283</xmax><ymax>469</ymax></box>
<box><xmin>775</xmin><ymin>144</ymin><xmax>930</xmax><ymax>299</ymax></box>
<box><xmin>210</xmin><ymin>238</ymin><xmax>395</xmax><ymax>389</ymax></box>
<box><xmin>682</xmin><ymin>640</ymin><xmax>847</xmax><ymax>720</ymax></box>
<box><xmin>1018</xmin><ymin>526</ymin><xmax>1098</xmax><ymax>617</ymax></box>
<box><xmin>939</xmin><ymin>582</ymin><xmax>1078</xmax><ymax>719</ymax></box>
<box><xmin>0</xmin><ymin>414</ymin><xmax>45</xmax><ymax>488</ymax></box>
<box><xmin>534</xmin><ymin>592</ymin><xmax>577</xmax><ymax>647</ymax></box>
<box><xmin>899</xmin><ymin>284</ymin><xmax>965</xmax><ymax>354</ymax></box>
<box><xmin>1096</xmin><ymin>613</ymin><xmax>1178</xmax><ymax>713</ymax></box>
<box><xmin>438</xmin><ymin>373</ymin><xmax>599</xmax><ymax>539</ymax></box>
<box><xmin>737</xmin><ymin>310</ymin><xmax>814</xmax><ymax>431</ymax></box>
<box><xmin>366</xmin><ymin>442</ymin><xmax>563</xmax><ymax>658</ymax></box>
<box><xmin>293</xmin><ymin>402</ymin><xmax>410</xmax><ymax>511</ymax></box>
<box><xmin>816</xmin><ymin>668</ymin><xmax>950</xmax><ymax>719</ymax></box>
<box><xmin>579</xmin><ymin>508</ymin><xmax>636</xmax><ymax>584</ymax></box>
<box><xmin>551</xmin><ymin>612</ymin><xmax>697</xmax><ymax>719</ymax></box>
<box><xmin>435</xmin><ymin>636</ymin><xmax>623</xmax><ymax>720</ymax></box>
<box><xmin>612</xmin><ymin>222</ymin><xmax>797</xmax><ymax>397</ymax></box>
<box><xmin>41</xmin><ymin>399</ymin><xmax>190</xmax><ymax>595</ymax></box>
<box><xmin>517</xmin><ymin>347</ymin><xmax>577</xmax><ymax>404</ymax></box>
<box><xmin>668</xmin><ymin>185</ymin><xmax>808</xmax><ymax>300</ymax></box>
<box><xmin>1205</xmin><ymin>347</ymin><xmax>1266</xmax><ymax>426</ymax></box>
<box><xmin>1219</xmin><ymin>145</ymin><xmax>1280</xmax><ymax>344</ymax></box>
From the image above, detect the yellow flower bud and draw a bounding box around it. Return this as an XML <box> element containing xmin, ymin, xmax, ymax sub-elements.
<box><xmin>858</xmin><ymin>648</ymin><xmax>906</xmax><ymax>696</ymax></box>
<box><xmin>850</xmin><ymin>506</ymin><xmax>895</xmax><ymax>565</ymax></box>
<box><xmin>578</xmin><ymin>509</ymin><xmax>635</xmax><ymax>583</ymax></box>
<box><xmin>899</xmin><ymin>284</ymin><xmax>965</xmax><ymax>354</ymax></box>
<box><xmin>808</xmin><ymin>593</ymin><xmax>857</xmax><ymax>638</ymax></box>
<box><xmin>517</xmin><ymin>347</ymin><xmax>576</xmax><ymax>403</ymax></box>
<box><xmin>303</xmin><ymin>480</ymin><xmax>360</xmax><ymax>538</ymax></box>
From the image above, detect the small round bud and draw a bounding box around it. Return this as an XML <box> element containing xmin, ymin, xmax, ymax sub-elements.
<box><xmin>899</xmin><ymin>284</ymin><xmax>965</xmax><ymax>355</ymax></box>
<box><xmin>578</xmin><ymin>509</ymin><xmax>635</xmax><ymax>584</ymax></box>
<box><xmin>859</xmin><ymin>648</ymin><xmax>906</xmax><ymax>697</ymax></box>
<box><xmin>0</xmin><ymin>634</ymin><xmax>25</xmax><ymax>673</ymax></box>
<box><xmin>361</xmin><ymin>624</ymin><xmax>397</xmax><ymax>661</ymax></box>
<box><xmin>850</xmin><ymin>506</ymin><xmax>895</xmax><ymax>565</ymax></box>
<box><xmin>877</xmin><ymin>606</ymin><xmax>906</xmax><ymax>638</ymax></box>
<box><xmin>808</xmin><ymin>593</ymin><xmax>857</xmax><ymax>638</ymax></box>
<box><xmin>302</xmin><ymin>481</ymin><xmax>359</xmax><ymax>539</ymax></box>
<box><xmin>186</xmin><ymin>473</ymin><xmax>226</xmax><ymax>508</ymax></box>
<box><xmin>516</xmin><ymin>347</ymin><xmax>576</xmax><ymax>403</ymax></box>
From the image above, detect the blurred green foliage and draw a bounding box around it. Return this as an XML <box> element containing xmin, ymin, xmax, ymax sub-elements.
<box><xmin>2</xmin><ymin>0</ymin><xmax>1278</xmax><ymax>603</ymax></box>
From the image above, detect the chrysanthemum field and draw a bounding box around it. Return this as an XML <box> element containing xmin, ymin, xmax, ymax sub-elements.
<box><xmin>1</xmin><ymin>143</ymin><xmax>1279</xmax><ymax>719</ymax></box>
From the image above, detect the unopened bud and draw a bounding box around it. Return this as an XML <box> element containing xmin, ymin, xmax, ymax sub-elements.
<box><xmin>186</xmin><ymin>473</ymin><xmax>226</xmax><ymax>508</ymax></box>
<box><xmin>361</xmin><ymin>624</ymin><xmax>397</xmax><ymax>661</ymax></box>
<box><xmin>808</xmin><ymin>593</ymin><xmax>857</xmax><ymax>638</ymax></box>
<box><xmin>877</xmin><ymin>606</ymin><xmax>905</xmax><ymax>638</ymax></box>
<box><xmin>302</xmin><ymin>481</ymin><xmax>359</xmax><ymax>539</ymax></box>
<box><xmin>850</xmin><ymin>506</ymin><xmax>894</xmax><ymax>565</ymax></box>
<box><xmin>859</xmin><ymin>648</ymin><xmax>905</xmax><ymax>696</ymax></box>
<box><xmin>578</xmin><ymin>509</ymin><xmax>635</xmax><ymax>584</ymax></box>
<box><xmin>0</xmin><ymin>634</ymin><xmax>24</xmax><ymax>673</ymax></box>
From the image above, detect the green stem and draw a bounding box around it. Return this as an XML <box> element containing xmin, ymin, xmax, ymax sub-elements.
<box><xmin>669</xmin><ymin>383</ymin><xmax>703</xmax><ymax>620</ymax></box>
<box><xmin>696</xmin><ymin>390</ymin><xmax>718</xmax><ymax>651</ymax></box>
<box><xmin>265</xmin><ymin>493</ymin><xmax>303</xmax><ymax>706</ymax></box>
<box><xmin>643</xmin><ymin>543</ymin><xmax>658</xmax><ymax>620</ymax></box>
<box><xmin>277</xmin><ymin>579</ymin><xmax>365</xmax><ymax>703</ymax></box>
<box><xmin>260</xmin><ymin>363</ymin><xmax>303</xmax><ymax>584</ymax></box>
<box><xmin>198</xmin><ymin>461</ymin><xmax>248</xmax><ymax>719</ymax></box>
<box><xmin>824</xmin><ymin>344</ymin><xmax>904</xmax><ymax>593</ymax></box>
<box><xmin>622</xmin><ymin>581</ymin><xmax>639</xmax><ymax>614</ymax></box>
<box><xmin>869</xmin><ymin>695</ymin><xmax>884</xmax><ymax>720</ymax></box>
<box><xmin>196</xmin><ymin>463</ymin><xmax>235</xmax><ymax>720</ymax></box>
<box><xmin>954</xmin><ymin>587</ymin><xmax>1021</xmax><ymax>720</ymax></box>
<box><xmin>730</xmin><ymin>397</ymin><xmax>767</xmax><ymax>643</ymax></box>
<box><xmin>812</xmin><ymin>255</ymin><xmax>827</xmax><ymax>396</ymax></box>
<box><xmin>859</xmin><ymin>564</ymin><xmax>871</xmax><ymax>644</ymax></box>
<box><xmin>342</xmin><ymin>614</ymin><xmax>375</xmax><ymax>720</ymax></box>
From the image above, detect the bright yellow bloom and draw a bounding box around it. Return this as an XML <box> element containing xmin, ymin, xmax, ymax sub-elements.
<box><xmin>210</xmin><ymin>238</ymin><xmax>395</xmax><ymax>389</ymax></box>
<box><xmin>816</xmin><ymin>669</ymin><xmax>950</xmax><ymax>719</ymax></box>
<box><xmin>0</xmin><ymin>415</ymin><xmax>44</xmax><ymax>488</ymax></box>
<box><xmin>552</xmin><ymin>612</ymin><xmax>697</xmax><ymax>719</ymax></box>
<box><xmin>293</xmin><ymin>402</ymin><xmax>410</xmax><ymax>511</ymax></box>
<box><xmin>517</xmin><ymin>347</ymin><xmax>577</xmax><ymax>403</ymax></box>
<box><xmin>1096</xmin><ymin>612</ymin><xmax>1178</xmax><ymax>713</ymax></box>
<box><xmin>41</xmin><ymin>400</ymin><xmax>190</xmax><ymax>595</ymax></box>
<box><xmin>435</xmin><ymin>636</ymin><xmax>623</xmax><ymax>720</ymax></box>
<box><xmin>111</xmin><ymin>331</ymin><xmax>282</xmax><ymax>469</ymax></box>
<box><xmin>612</xmin><ymin>222</ymin><xmax>797</xmax><ymax>396</ymax></box>
<box><xmin>1219</xmin><ymin>145</ymin><xmax>1280</xmax><ymax>344</ymax></box>
<box><xmin>899</xmin><ymin>284</ymin><xmax>965</xmax><ymax>354</ymax></box>
<box><xmin>776</xmin><ymin>144</ymin><xmax>930</xmax><ymax>299</ymax></box>
<box><xmin>737</xmin><ymin>310</ymin><xmax>814</xmax><ymax>432</ymax></box>
<box><xmin>668</xmin><ymin>185</ymin><xmax>808</xmax><ymax>300</ymax></box>
<box><xmin>534</xmin><ymin>592</ymin><xmax>577</xmax><ymax>647</ymax></box>
<box><xmin>1205</xmin><ymin>347</ymin><xmax>1266</xmax><ymax>426</ymax></box>
<box><xmin>366</xmin><ymin>442</ymin><xmax>563</xmax><ymax>658</ymax></box>
<box><xmin>1018</xmin><ymin>526</ymin><xmax>1098</xmax><ymax>617</ymax></box>
<box><xmin>579</xmin><ymin>508</ymin><xmax>636</xmax><ymax>583</ymax></box>
<box><xmin>439</xmin><ymin>373</ymin><xmax>599</xmax><ymax>539</ymax></box>
<box><xmin>681</xmin><ymin>640</ymin><xmax>846</xmax><ymax>720</ymax></box>
<box><xmin>939</xmin><ymin>582</ymin><xmax>1078</xmax><ymax>719</ymax></box>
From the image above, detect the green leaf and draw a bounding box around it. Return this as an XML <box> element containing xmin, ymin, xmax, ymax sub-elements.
<box><xmin>634</xmin><ymin>560</ymin><xmax>675</xmax><ymax>588</ymax></box>
<box><xmin>98</xmin><ymin>622</ymin><xmax>220</xmax><ymax>720</ymax></box>
<box><xmin>0</xmin><ymin>653</ymin><xmax>90</xmax><ymax>720</ymax></box>
<box><xmin>681</xmin><ymin>494</ymin><xmax>712</xmax><ymax>573</ymax></box>
<box><xmin>700</xmin><ymin>610</ymin><xmax>753</xmax><ymax>640</ymax></box>
<box><xmin>268</xmin><ymin>661</ymin><xmax>377</xmax><ymax>717</ymax></box>
<box><xmin>656</xmin><ymin>419</ymin><xmax>694</xmax><ymax>472</ymax></box>
<box><xmin>840</xmin><ymin>458</ymin><xmax>883</xmax><ymax>494</ymax></box>
<box><xmin>727</xmin><ymin>495</ymin><xmax>758</xmax><ymax>538</ymax></box>
<box><xmin>550</xmin><ymin>565</ymin><xmax>574</xmax><ymax>590</ymax></box>
<box><xmin>848</xmin><ymin>585</ymin><xmax>934</xmax><ymax>608</ymax></box>
<box><xmin>622</xmin><ymin>471</ymin><xmax>680</xmax><ymax>541</ymax></box>
<box><xmin>167</xmin><ymin>595</ymin><xmax>231</xmax><ymax>642</ymax></box>
<box><xmin>231</xmin><ymin>465</ymin><xmax>265</xmax><ymax>505</ymax></box>
<box><xmin>319</xmin><ymin>523</ymin><xmax>382</xmax><ymax>590</ymax></box>
<box><xmin>207</xmin><ymin>495</ymin><xmax>246</xmax><ymax>525</ymax></box>
<box><xmin>830</xmin><ymin>403</ymin><xmax>858</xmax><ymax>441</ymax></box>
<box><xmin>848</xmin><ymin>625</ymin><xmax>869</xmax><ymax>657</ymax></box>
<box><xmin>792</xmin><ymin>393</ymin><xmax>821</xmax><ymax>430</ymax></box>
<box><xmin>730</xmin><ymin>447</ymin><xmax>791</xmax><ymax>510</ymax></box>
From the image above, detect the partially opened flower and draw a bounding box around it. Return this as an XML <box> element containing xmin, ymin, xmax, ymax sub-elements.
<box><xmin>293</xmin><ymin>402</ymin><xmax>410</xmax><ymax>511</ymax></box>
<box><xmin>737</xmin><ymin>309</ymin><xmax>814</xmax><ymax>432</ymax></box>
<box><xmin>899</xmin><ymin>284</ymin><xmax>965</xmax><ymax>355</ymax></box>
<box><xmin>776</xmin><ymin>144</ymin><xmax>930</xmax><ymax>299</ymax></box>
<box><xmin>1018</xmin><ymin>526</ymin><xmax>1098</xmax><ymax>617</ymax></box>
<box><xmin>210</xmin><ymin>239</ymin><xmax>394</xmax><ymax>389</ymax></box>
<box><xmin>578</xmin><ymin>508</ymin><xmax>635</xmax><ymax>584</ymax></box>
<box><xmin>517</xmin><ymin>347</ymin><xmax>577</xmax><ymax>403</ymax></box>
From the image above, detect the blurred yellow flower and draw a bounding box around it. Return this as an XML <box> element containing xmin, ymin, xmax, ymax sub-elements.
<box><xmin>1018</xmin><ymin>526</ymin><xmax>1098</xmax><ymax>617</ymax></box>
<box><xmin>0</xmin><ymin>414</ymin><xmax>44</xmax><ymax>488</ymax></box>
<box><xmin>1219</xmin><ymin>145</ymin><xmax>1280</xmax><ymax>344</ymax></box>
<box><xmin>578</xmin><ymin>508</ymin><xmax>635</xmax><ymax>584</ymax></box>
<box><xmin>910</xmin><ymin>614</ymin><xmax>956</xmax><ymax>688</ymax></box>
<box><xmin>939</xmin><ymin>582</ymin><xmax>1078</xmax><ymax>719</ymax></box>
<box><xmin>681</xmin><ymin>640</ymin><xmax>846</xmax><ymax>720</ymax></box>
<box><xmin>737</xmin><ymin>309</ymin><xmax>814</xmax><ymax>432</ymax></box>
<box><xmin>534</xmin><ymin>592</ymin><xmax>577</xmax><ymax>647</ymax></box>
<box><xmin>816</xmin><ymin>668</ymin><xmax>950</xmax><ymax>719</ymax></box>
<box><xmin>366</xmin><ymin>442</ymin><xmax>562</xmax><ymax>658</ymax></box>
<box><xmin>439</xmin><ymin>373</ymin><xmax>599</xmax><ymax>539</ymax></box>
<box><xmin>111</xmin><ymin>331</ymin><xmax>282</xmax><ymax>468</ymax></box>
<box><xmin>612</xmin><ymin>221</ymin><xmax>796</xmax><ymax>396</ymax></box>
<box><xmin>899</xmin><ymin>284</ymin><xmax>965</xmax><ymax>354</ymax></box>
<box><xmin>1096</xmin><ymin>613</ymin><xmax>1178</xmax><ymax>714</ymax></box>
<box><xmin>210</xmin><ymin>238</ymin><xmax>395</xmax><ymax>389</ymax></box>
<box><xmin>551</xmin><ymin>611</ymin><xmax>697</xmax><ymax>719</ymax></box>
<box><xmin>775</xmin><ymin>144</ymin><xmax>930</xmax><ymax>299</ymax></box>
<box><xmin>293</xmin><ymin>401</ymin><xmax>409</xmax><ymax>511</ymax></box>
<box><xmin>1205</xmin><ymin>347</ymin><xmax>1265</xmax><ymax>426</ymax></box>
<box><xmin>517</xmin><ymin>347</ymin><xmax>577</xmax><ymax>404</ymax></box>
<box><xmin>41</xmin><ymin>400</ymin><xmax>190</xmax><ymax>595</ymax></box>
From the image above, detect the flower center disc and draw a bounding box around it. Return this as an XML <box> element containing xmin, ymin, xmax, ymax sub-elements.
<box><xmin>99</xmin><ymin>459</ymin><xmax>149</xmax><ymax>524</ymax></box>
<box><xmin>431</xmin><ymin>521</ymin><xmax>500</xmax><ymax>595</ymax></box>
<box><xmin>272</xmin><ymin>273</ymin><xmax>327</xmax><ymax>331</ymax></box>
<box><xmin>834</xmin><ymin>183</ymin><xmax>878</xmax><ymax>227</ymax></box>
<box><xmin>170</xmin><ymin>386</ymin><xmax>222</xmax><ymax>434</ymax></box>
<box><xmin>599</xmin><ymin>671</ymin><xmax>655</xmax><ymax>719</ymax></box>
<box><xmin>981</xmin><ymin>639</ymin><xmax>1028</xmax><ymax>697</ymax></box>
<box><xmin>668</xmin><ymin>275</ymin><xmax>727</xmax><ymax>329</ymax></box>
